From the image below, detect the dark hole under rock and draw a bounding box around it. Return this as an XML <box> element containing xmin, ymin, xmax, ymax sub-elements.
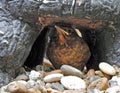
<box><xmin>24</xmin><ymin>22</ymin><xmax>101</xmax><ymax>70</ymax></box>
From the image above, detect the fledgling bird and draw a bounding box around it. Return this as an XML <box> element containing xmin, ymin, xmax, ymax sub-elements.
<box><xmin>47</xmin><ymin>24</ymin><xmax>91</xmax><ymax>70</ymax></box>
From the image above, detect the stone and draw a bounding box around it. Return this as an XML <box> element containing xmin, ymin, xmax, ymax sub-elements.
<box><xmin>26</xmin><ymin>80</ymin><xmax>36</xmax><ymax>89</ymax></box>
<box><xmin>63</xmin><ymin>90</ymin><xmax>84</xmax><ymax>93</ymax></box>
<box><xmin>110</xmin><ymin>76</ymin><xmax>120</xmax><ymax>86</ymax></box>
<box><xmin>106</xmin><ymin>86</ymin><xmax>120</xmax><ymax>93</ymax></box>
<box><xmin>44</xmin><ymin>74</ymin><xmax>63</xmax><ymax>83</ymax></box>
<box><xmin>88</xmin><ymin>77</ymin><xmax>109</xmax><ymax>91</ymax></box>
<box><xmin>6</xmin><ymin>81</ymin><xmax>27</xmax><ymax>93</ymax></box>
<box><xmin>15</xmin><ymin>74</ymin><xmax>29</xmax><ymax>81</ymax></box>
<box><xmin>99</xmin><ymin>62</ymin><xmax>116</xmax><ymax>75</ymax></box>
<box><xmin>60</xmin><ymin>65</ymin><xmax>83</xmax><ymax>78</ymax></box>
<box><xmin>45</xmin><ymin>82</ymin><xmax>64</xmax><ymax>92</ymax></box>
<box><xmin>29</xmin><ymin>70</ymin><xmax>42</xmax><ymax>80</ymax></box>
<box><xmin>0</xmin><ymin>86</ymin><xmax>9</xmax><ymax>93</ymax></box>
<box><xmin>61</xmin><ymin>76</ymin><xmax>86</xmax><ymax>90</ymax></box>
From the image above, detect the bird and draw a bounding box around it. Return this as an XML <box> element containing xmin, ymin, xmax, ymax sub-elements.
<box><xmin>46</xmin><ymin>23</ymin><xmax>91</xmax><ymax>70</ymax></box>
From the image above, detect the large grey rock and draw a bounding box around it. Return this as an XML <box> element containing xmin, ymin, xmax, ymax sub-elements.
<box><xmin>0</xmin><ymin>0</ymin><xmax>39</xmax><ymax>86</ymax></box>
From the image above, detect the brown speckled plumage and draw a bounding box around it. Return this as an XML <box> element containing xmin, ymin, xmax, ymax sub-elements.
<box><xmin>47</xmin><ymin>25</ymin><xmax>91</xmax><ymax>70</ymax></box>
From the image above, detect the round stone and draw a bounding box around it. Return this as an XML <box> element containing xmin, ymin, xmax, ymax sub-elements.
<box><xmin>44</xmin><ymin>74</ymin><xmax>63</xmax><ymax>83</ymax></box>
<box><xmin>60</xmin><ymin>65</ymin><xmax>83</xmax><ymax>78</ymax></box>
<box><xmin>61</xmin><ymin>76</ymin><xmax>86</xmax><ymax>90</ymax></box>
<box><xmin>99</xmin><ymin>62</ymin><xmax>116</xmax><ymax>75</ymax></box>
<box><xmin>29</xmin><ymin>70</ymin><xmax>42</xmax><ymax>80</ymax></box>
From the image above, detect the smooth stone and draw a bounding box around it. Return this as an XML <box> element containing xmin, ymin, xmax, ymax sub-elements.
<box><xmin>51</xmin><ymin>82</ymin><xmax>64</xmax><ymax>91</ymax></box>
<box><xmin>110</xmin><ymin>76</ymin><xmax>120</xmax><ymax>86</ymax></box>
<box><xmin>63</xmin><ymin>90</ymin><xmax>83</xmax><ymax>93</ymax></box>
<box><xmin>45</xmin><ymin>82</ymin><xmax>64</xmax><ymax>92</ymax></box>
<box><xmin>26</xmin><ymin>80</ymin><xmax>36</xmax><ymax>89</ymax></box>
<box><xmin>27</xmin><ymin>88</ymin><xmax>42</xmax><ymax>93</ymax></box>
<box><xmin>6</xmin><ymin>81</ymin><xmax>27</xmax><ymax>92</ymax></box>
<box><xmin>60</xmin><ymin>65</ymin><xmax>83</xmax><ymax>78</ymax></box>
<box><xmin>29</xmin><ymin>70</ymin><xmax>42</xmax><ymax>80</ymax></box>
<box><xmin>15</xmin><ymin>74</ymin><xmax>29</xmax><ymax>81</ymax></box>
<box><xmin>44</xmin><ymin>74</ymin><xmax>63</xmax><ymax>83</ymax></box>
<box><xmin>106</xmin><ymin>86</ymin><xmax>120</xmax><ymax>93</ymax></box>
<box><xmin>17</xmin><ymin>80</ymin><xmax>27</xmax><ymax>86</ymax></box>
<box><xmin>99</xmin><ymin>62</ymin><xmax>116</xmax><ymax>75</ymax></box>
<box><xmin>0</xmin><ymin>86</ymin><xmax>9</xmax><ymax>93</ymax></box>
<box><xmin>61</xmin><ymin>76</ymin><xmax>86</xmax><ymax>90</ymax></box>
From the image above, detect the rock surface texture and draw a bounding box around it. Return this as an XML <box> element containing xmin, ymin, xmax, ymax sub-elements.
<box><xmin>0</xmin><ymin>0</ymin><xmax>120</xmax><ymax>87</ymax></box>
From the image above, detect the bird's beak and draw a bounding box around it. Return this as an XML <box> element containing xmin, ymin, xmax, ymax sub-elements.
<box><xmin>54</xmin><ymin>25</ymin><xmax>68</xmax><ymax>45</ymax></box>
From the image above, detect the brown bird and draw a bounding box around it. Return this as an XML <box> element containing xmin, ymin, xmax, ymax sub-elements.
<box><xmin>47</xmin><ymin>24</ymin><xmax>91</xmax><ymax>70</ymax></box>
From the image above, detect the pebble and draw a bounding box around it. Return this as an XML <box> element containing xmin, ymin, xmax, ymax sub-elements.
<box><xmin>110</xmin><ymin>76</ymin><xmax>120</xmax><ymax>86</ymax></box>
<box><xmin>1</xmin><ymin>63</ymin><xmax>120</xmax><ymax>93</ymax></box>
<box><xmin>0</xmin><ymin>86</ymin><xmax>8</xmax><ymax>93</ymax></box>
<box><xmin>99</xmin><ymin>62</ymin><xmax>116</xmax><ymax>75</ymax></box>
<box><xmin>106</xmin><ymin>86</ymin><xmax>120</xmax><ymax>93</ymax></box>
<box><xmin>45</xmin><ymin>69</ymin><xmax>63</xmax><ymax>76</ymax></box>
<box><xmin>61</xmin><ymin>76</ymin><xmax>86</xmax><ymax>90</ymax></box>
<box><xmin>29</xmin><ymin>70</ymin><xmax>42</xmax><ymax>80</ymax></box>
<box><xmin>45</xmin><ymin>82</ymin><xmax>64</xmax><ymax>92</ymax></box>
<box><xmin>44</xmin><ymin>73</ymin><xmax>63</xmax><ymax>83</ymax></box>
<box><xmin>15</xmin><ymin>74</ymin><xmax>29</xmax><ymax>81</ymax></box>
<box><xmin>26</xmin><ymin>80</ymin><xmax>36</xmax><ymax>88</ymax></box>
<box><xmin>63</xmin><ymin>90</ymin><xmax>84</xmax><ymax>93</ymax></box>
<box><xmin>6</xmin><ymin>81</ymin><xmax>27</xmax><ymax>93</ymax></box>
<box><xmin>60</xmin><ymin>65</ymin><xmax>83</xmax><ymax>78</ymax></box>
<box><xmin>88</xmin><ymin>77</ymin><xmax>109</xmax><ymax>91</ymax></box>
<box><xmin>27</xmin><ymin>88</ymin><xmax>42</xmax><ymax>93</ymax></box>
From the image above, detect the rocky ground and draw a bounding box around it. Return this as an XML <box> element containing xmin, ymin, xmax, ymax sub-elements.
<box><xmin>0</xmin><ymin>58</ymin><xmax>120</xmax><ymax>93</ymax></box>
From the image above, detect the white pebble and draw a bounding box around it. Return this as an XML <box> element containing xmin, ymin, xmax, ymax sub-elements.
<box><xmin>26</xmin><ymin>80</ymin><xmax>36</xmax><ymax>88</ymax></box>
<box><xmin>106</xmin><ymin>86</ymin><xmax>120</xmax><ymax>93</ymax></box>
<box><xmin>29</xmin><ymin>70</ymin><xmax>41</xmax><ymax>80</ymax></box>
<box><xmin>0</xmin><ymin>86</ymin><xmax>9</xmax><ymax>93</ymax></box>
<box><xmin>6</xmin><ymin>81</ymin><xmax>26</xmax><ymax>92</ymax></box>
<box><xmin>61</xmin><ymin>76</ymin><xmax>86</xmax><ymax>90</ymax></box>
<box><xmin>17</xmin><ymin>80</ymin><xmax>27</xmax><ymax>86</ymax></box>
<box><xmin>44</xmin><ymin>73</ymin><xmax>63</xmax><ymax>83</ymax></box>
<box><xmin>110</xmin><ymin>76</ymin><xmax>120</xmax><ymax>86</ymax></box>
<box><xmin>99</xmin><ymin>62</ymin><xmax>116</xmax><ymax>75</ymax></box>
<box><xmin>60</xmin><ymin>65</ymin><xmax>83</xmax><ymax>78</ymax></box>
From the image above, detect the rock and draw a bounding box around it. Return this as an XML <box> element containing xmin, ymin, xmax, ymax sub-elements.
<box><xmin>0</xmin><ymin>30</ymin><xmax>4</xmax><ymax>35</ymax></box>
<box><xmin>60</xmin><ymin>65</ymin><xmax>83</xmax><ymax>78</ymax></box>
<box><xmin>27</xmin><ymin>88</ymin><xmax>42</xmax><ymax>93</ymax></box>
<box><xmin>106</xmin><ymin>86</ymin><xmax>120</xmax><ymax>93</ymax></box>
<box><xmin>61</xmin><ymin>76</ymin><xmax>86</xmax><ymax>90</ymax></box>
<box><xmin>26</xmin><ymin>80</ymin><xmax>36</xmax><ymax>89</ymax></box>
<box><xmin>0</xmin><ymin>86</ymin><xmax>9</xmax><ymax>93</ymax></box>
<box><xmin>110</xmin><ymin>76</ymin><xmax>120</xmax><ymax>86</ymax></box>
<box><xmin>46</xmin><ymin>88</ymin><xmax>62</xmax><ymax>93</ymax></box>
<box><xmin>88</xmin><ymin>77</ymin><xmax>109</xmax><ymax>91</ymax></box>
<box><xmin>45</xmin><ymin>69</ymin><xmax>63</xmax><ymax>76</ymax></box>
<box><xmin>15</xmin><ymin>74</ymin><xmax>29</xmax><ymax>81</ymax></box>
<box><xmin>6</xmin><ymin>81</ymin><xmax>27</xmax><ymax>93</ymax></box>
<box><xmin>86</xmin><ymin>76</ymin><xmax>101</xmax><ymax>83</ymax></box>
<box><xmin>44</xmin><ymin>74</ymin><xmax>63</xmax><ymax>83</ymax></box>
<box><xmin>63</xmin><ymin>90</ymin><xmax>85</xmax><ymax>93</ymax></box>
<box><xmin>45</xmin><ymin>82</ymin><xmax>64</xmax><ymax>92</ymax></box>
<box><xmin>99</xmin><ymin>62</ymin><xmax>116</xmax><ymax>75</ymax></box>
<box><xmin>17</xmin><ymin>80</ymin><xmax>27</xmax><ymax>86</ymax></box>
<box><xmin>87</xmin><ymin>69</ymin><xmax>95</xmax><ymax>77</ymax></box>
<box><xmin>29</xmin><ymin>70</ymin><xmax>42</xmax><ymax>80</ymax></box>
